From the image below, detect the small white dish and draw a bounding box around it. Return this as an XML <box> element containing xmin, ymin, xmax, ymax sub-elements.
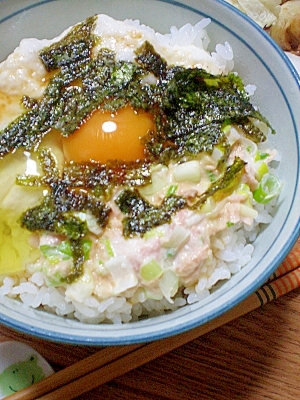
<box><xmin>0</xmin><ymin>341</ymin><xmax>54</xmax><ymax>398</ymax></box>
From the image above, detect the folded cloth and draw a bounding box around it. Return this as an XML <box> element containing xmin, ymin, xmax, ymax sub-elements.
<box><xmin>255</xmin><ymin>236</ymin><xmax>300</xmax><ymax>306</ymax></box>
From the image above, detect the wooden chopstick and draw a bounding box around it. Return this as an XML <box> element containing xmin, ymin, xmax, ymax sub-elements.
<box><xmin>5</xmin><ymin>291</ymin><xmax>264</xmax><ymax>400</ymax></box>
<box><xmin>5</xmin><ymin>343</ymin><xmax>144</xmax><ymax>400</ymax></box>
<box><xmin>7</xmin><ymin>240</ymin><xmax>300</xmax><ymax>400</ymax></box>
<box><xmin>38</xmin><ymin>293</ymin><xmax>259</xmax><ymax>400</ymax></box>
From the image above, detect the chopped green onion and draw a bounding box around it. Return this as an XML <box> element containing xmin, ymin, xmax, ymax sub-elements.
<box><xmin>82</xmin><ymin>239</ymin><xmax>92</xmax><ymax>260</ymax></box>
<box><xmin>159</xmin><ymin>270</ymin><xmax>179</xmax><ymax>303</ymax></box>
<box><xmin>143</xmin><ymin>228</ymin><xmax>164</xmax><ymax>240</ymax></box>
<box><xmin>239</xmin><ymin>204</ymin><xmax>258</xmax><ymax>219</ymax></box>
<box><xmin>221</xmin><ymin>123</ymin><xmax>231</xmax><ymax>134</ymax></box>
<box><xmin>235</xmin><ymin>183</ymin><xmax>252</xmax><ymax>207</ymax></box>
<box><xmin>40</xmin><ymin>241</ymin><xmax>73</xmax><ymax>264</ymax></box>
<box><xmin>236</xmin><ymin>183</ymin><xmax>251</xmax><ymax>196</ymax></box>
<box><xmin>255</xmin><ymin>161</ymin><xmax>269</xmax><ymax>181</ymax></box>
<box><xmin>260</xmin><ymin>153</ymin><xmax>269</xmax><ymax>160</ymax></box>
<box><xmin>166</xmin><ymin>249</ymin><xmax>176</xmax><ymax>258</ymax></box>
<box><xmin>140</xmin><ymin>260</ymin><xmax>163</xmax><ymax>281</ymax></box>
<box><xmin>200</xmin><ymin>197</ymin><xmax>215</xmax><ymax>214</ymax></box>
<box><xmin>145</xmin><ymin>288</ymin><xmax>163</xmax><ymax>300</ymax></box>
<box><xmin>102</xmin><ymin>238</ymin><xmax>115</xmax><ymax>257</ymax></box>
<box><xmin>166</xmin><ymin>184</ymin><xmax>178</xmax><ymax>197</ymax></box>
<box><xmin>226</xmin><ymin>221</ymin><xmax>234</xmax><ymax>227</ymax></box>
<box><xmin>173</xmin><ymin>160</ymin><xmax>201</xmax><ymax>183</ymax></box>
<box><xmin>255</xmin><ymin>151</ymin><xmax>269</xmax><ymax>161</ymax></box>
<box><xmin>211</xmin><ymin>146</ymin><xmax>224</xmax><ymax>163</ymax></box>
<box><xmin>41</xmin><ymin>239</ymin><xmax>92</xmax><ymax>265</ymax></box>
<box><xmin>253</xmin><ymin>174</ymin><xmax>281</xmax><ymax>204</ymax></box>
<box><xmin>206</xmin><ymin>170</ymin><xmax>217</xmax><ymax>182</ymax></box>
<box><xmin>240</xmin><ymin>137</ymin><xmax>257</xmax><ymax>157</ymax></box>
<box><xmin>43</xmin><ymin>270</ymin><xmax>66</xmax><ymax>286</ymax></box>
<box><xmin>138</xmin><ymin>165</ymin><xmax>168</xmax><ymax>196</ymax></box>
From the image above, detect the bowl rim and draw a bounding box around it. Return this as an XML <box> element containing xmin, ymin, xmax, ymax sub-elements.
<box><xmin>0</xmin><ymin>0</ymin><xmax>299</xmax><ymax>345</ymax></box>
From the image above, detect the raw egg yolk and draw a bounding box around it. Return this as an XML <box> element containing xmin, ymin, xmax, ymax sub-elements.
<box><xmin>62</xmin><ymin>106</ymin><xmax>155</xmax><ymax>163</ymax></box>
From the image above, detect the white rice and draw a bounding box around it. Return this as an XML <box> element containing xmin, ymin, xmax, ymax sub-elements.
<box><xmin>0</xmin><ymin>15</ymin><xmax>280</xmax><ymax>324</ymax></box>
<box><xmin>0</xmin><ymin>199</ymin><xmax>278</xmax><ymax>323</ymax></box>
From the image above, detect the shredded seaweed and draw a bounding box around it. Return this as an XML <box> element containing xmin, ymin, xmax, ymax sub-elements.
<box><xmin>0</xmin><ymin>24</ymin><xmax>272</xmax><ymax>159</ymax></box>
<box><xmin>143</xmin><ymin>68</ymin><xmax>272</xmax><ymax>163</ymax></box>
<box><xmin>237</xmin><ymin>117</ymin><xmax>269</xmax><ymax>143</ymax></box>
<box><xmin>0</xmin><ymin>23</ymin><xmax>152</xmax><ymax>157</ymax></box>
<box><xmin>39</xmin><ymin>16</ymin><xmax>97</xmax><ymax>72</ymax></box>
<box><xmin>191</xmin><ymin>157</ymin><xmax>246</xmax><ymax>208</ymax></box>
<box><xmin>115</xmin><ymin>189</ymin><xmax>186</xmax><ymax>237</ymax></box>
<box><xmin>62</xmin><ymin>160</ymin><xmax>152</xmax><ymax>191</ymax></box>
<box><xmin>135</xmin><ymin>41</ymin><xmax>168</xmax><ymax>77</ymax></box>
<box><xmin>0</xmin><ymin>15</ymin><xmax>276</xmax><ymax>280</ymax></box>
<box><xmin>18</xmin><ymin>149</ymin><xmax>110</xmax><ymax>282</ymax></box>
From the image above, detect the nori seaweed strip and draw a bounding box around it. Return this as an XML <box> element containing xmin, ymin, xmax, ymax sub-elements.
<box><xmin>116</xmin><ymin>189</ymin><xmax>186</xmax><ymax>238</ymax></box>
<box><xmin>135</xmin><ymin>41</ymin><xmax>168</xmax><ymax>77</ymax></box>
<box><xmin>144</xmin><ymin>68</ymin><xmax>272</xmax><ymax>163</ymax></box>
<box><xmin>18</xmin><ymin>149</ymin><xmax>111</xmax><ymax>282</ymax></box>
<box><xmin>0</xmin><ymin>17</ymin><xmax>276</xmax><ymax>280</ymax></box>
<box><xmin>62</xmin><ymin>160</ymin><xmax>152</xmax><ymax>190</ymax></box>
<box><xmin>39</xmin><ymin>15</ymin><xmax>97</xmax><ymax>71</ymax></box>
<box><xmin>191</xmin><ymin>157</ymin><xmax>246</xmax><ymax>208</ymax></box>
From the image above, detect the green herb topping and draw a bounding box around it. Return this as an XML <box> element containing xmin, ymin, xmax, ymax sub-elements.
<box><xmin>115</xmin><ymin>189</ymin><xmax>186</xmax><ymax>238</ymax></box>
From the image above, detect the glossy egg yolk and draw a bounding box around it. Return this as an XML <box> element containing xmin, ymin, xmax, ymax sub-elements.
<box><xmin>62</xmin><ymin>106</ymin><xmax>155</xmax><ymax>163</ymax></box>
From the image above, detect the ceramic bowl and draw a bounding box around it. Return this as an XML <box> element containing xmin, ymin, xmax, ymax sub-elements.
<box><xmin>0</xmin><ymin>0</ymin><xmax>299</xmax><ymax>345</ymax></box>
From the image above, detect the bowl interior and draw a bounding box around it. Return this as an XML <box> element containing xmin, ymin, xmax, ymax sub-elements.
<box><xmin>0</xmin><ymin>0</ymin><xmax>299</xmax><ymax>345</ymax></box>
